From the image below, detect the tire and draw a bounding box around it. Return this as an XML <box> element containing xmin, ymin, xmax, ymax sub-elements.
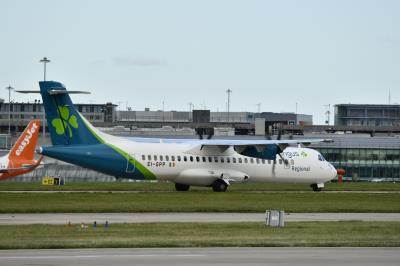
<box><xmin>175</xmin><ymin>183</ymin><xmax>190</xmax><ymax>191</ymax></box>
<box><xmin>212</xmin><ymin>179</ymin><xmax>228</xmax><ymax>192</ymax></box>
<box><xmin>310</xmin><ymin>183</ymin><xmax>322</xmax><ymax>192</ymax></box>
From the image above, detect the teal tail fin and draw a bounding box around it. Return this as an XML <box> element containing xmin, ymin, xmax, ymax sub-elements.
<box><xmin>39</xmin><ymin>81</ymin><xmax>101</xmax><ymax>146</ymax></box>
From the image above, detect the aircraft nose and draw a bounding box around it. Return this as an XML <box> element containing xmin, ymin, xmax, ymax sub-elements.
<box><xmin>329</xmin><ymin>163</ymin><xmax>337</xmax><ymax>180</ymax></box>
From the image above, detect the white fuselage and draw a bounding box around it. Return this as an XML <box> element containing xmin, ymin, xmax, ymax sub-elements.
<box><xmin>108</xmin><ymin>136</ymin><xmax>337</xmax><ymax>187</ymax></box>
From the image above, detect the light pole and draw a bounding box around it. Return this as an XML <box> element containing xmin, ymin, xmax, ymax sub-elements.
<box><xmin>324</xmin><ymin>104</ymin><xmax>331</xmax><ymax>125</ymax></box>
<box><xmin>39</xmin><ymin>57</ymin><xmax>50</xmax><ymax>146</ymax></box>
<box><xmin>5</xmin><ymin>85</ymin><xmax>14</xmax><ymax>147</ymax></box>
<box><xmin>39</xmin><ymin>57</ymin><xmax>51</xmax><ymax>81</ymax></box>
<box><xmin>188</xmin><ymin>102</ymin><xmax>194</xmax><ymax>122</ymax></box>
<box><xmin>162</xmin><ymin>101</ymin><xmax>165</xmax><ymax>123</ymax></box>
<box><xmin>226</xmin><ymin>89</ymin><xmax>232</xmax><ymax>122</ymax></box>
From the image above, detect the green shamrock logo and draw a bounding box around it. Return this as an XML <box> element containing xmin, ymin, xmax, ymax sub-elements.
<box><xmin>51</xmin><ymin>106</ymin><xmax>78</xmax><ymax>138</ymax></box>
<box><xmin>301</xmin><ymin>151</ymin><xmax>308</xmax><ymax>157</ymax></box>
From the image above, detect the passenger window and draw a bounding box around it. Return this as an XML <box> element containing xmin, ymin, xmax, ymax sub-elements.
<box><xmin>160</xmin><ymin>155</ymin><xmax>163</xmax><ymax>161</ymax></box>
<box><xmin>177</xmin><ymin>156</ymin><xmax>181</xmax><ymax>162</ymax></box>
<box><xmin>196</xmin><ymin>156</ymin><xmax>200</xmax><ymax>162</ymax></box>
<box><xmin>165</xmin><ymin>155</ymin><xmax>169</xmax><ymax>161</ymax></box>
<box><xmin>142</xmin><ymin>155</ymin><xmax>146</xmax><ymax>161</ymax></box>
<box><xmin>171</xmin><ymin>155</ymin><xmax>175</xmax><ymax>161</ymax></box>
<box><xmin>262</xmin><ymin>159</ymin><xmax>265</xmax><ymax>164</ymax></box>
<box><xmin>148</xmin><ymin>155</ymin><xmax>151</xmax><ymax>161</ymax></box>
<box><xmin>244</xmin><ymin>158</ymin><xmax>248</xmax><ymax>164</ymax></box>
<box><xmin>227</xmin><ymin>158</ymin><xmax>230</xmax><ymax>163</ymax></box>
<box><xmin>268</xmin><ymin>160</ymin><xmax>271</xmax><ymax>164</ymax></box>
<box><xmin>184</xmin><ymin>156</ymin><xmax>187</xmax><ymax>162</ymax></box>
<box><xmin>238</xmin><ymin>158</ymin><xmax>242</xmax><ymax>163</ymax></box>
<box><xmin>256</xmin><ymin>158</ymin><xmax>260</xmax><ymax>164</ymax></box>
<box><xmin>214</xmin><ymin>157</ymin><xmax>218</xmax><ymax>163</ymax></box>
<box><xmin>208</xmin><ymin>157</ymin><xmax>212</xmax><ymax>163</ymax></box>
<box><xmin>250</xmin><ymin>158</ymin><xmax>254</xmax><ymax>164</ymax></box>
<box><xmin>221</xmin><ymin>157</ymin><xmax>225</xmax><ymax>163</ymax></box>
<box><xmin>202</xmin><ymin>157</ymin><xmax>206</xmax><ymax>162</ymax></box>
<box><xmin>154</xmin><ymin>155</ymin><xmax>157</xmax><ymax>161</ymax></box>
<box><xmin>232</xmin><ymin>158</ymin><xmax>237</xmax><ymax>163</ymax></box>
<box><xmin>279</xmin><ymin>159</ymin><xmax>282</xmax><ymax>164</ymax></box>
<box><xmin>190</xmin><ymin>156</ymin><xmax>193</xmax><ymax>162</ymax></box>
<box><xmin>290</xmin><ymin>159</ymin><xmax>294</xmax><ymax>165</ymax></box>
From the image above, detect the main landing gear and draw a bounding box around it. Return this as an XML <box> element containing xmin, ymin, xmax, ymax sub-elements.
<box><xmin>175</xmin><ymin>183</ymin><xmax>190</xmax><ymax>191</ymax></box>
<box><xmin>174</xmin><ymin>180</ymin><xmax>229</xmax><ymax>192</ymax></box>
<box><xmin>310</xmin><ymin>183</ymin><xmax>323</xmax><ymax>192</ymax></box>
<box><xmin>212</xmin><ymin>179</ymin><xmax>228</xmax><ymax>192</ymax></box>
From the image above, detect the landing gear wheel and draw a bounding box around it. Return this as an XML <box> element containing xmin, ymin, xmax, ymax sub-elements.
<box><xmin>310</xmin><ymin>183</ymin><xmax>322</xmax><ymax>192</ymax></box>
<box><xmin>175</xmin><ymin>183</ymin><xmax>190</xmax><ymax>191</ymax></box>
<box><xmin>212</xmin><ymin>179</ymin><xmax>228</xmax><ymax>192</ymax></box>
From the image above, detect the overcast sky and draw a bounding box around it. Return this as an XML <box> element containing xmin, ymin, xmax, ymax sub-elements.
<box><xmin>1</xmin><ymin>0</ymin><xmax>399</xmax><ymax>124</ymax></box>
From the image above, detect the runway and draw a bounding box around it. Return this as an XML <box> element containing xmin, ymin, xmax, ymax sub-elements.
<box><xmin>0</xmin><ymin>247</ymin><xmax>399</xmax><ymax>266</ymax></box>
<box><xmin>1</xmin><ymin>212</ymin><xmax>400</xmax><ymax>225</ymax></box>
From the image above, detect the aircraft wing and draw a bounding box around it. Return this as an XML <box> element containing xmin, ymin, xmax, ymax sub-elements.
<box><xmin>188</xmin><ymin>138</ymin><xmax>331</xmax><ymax>151</ymax></box>
<box><xmin>184</xmin><ymin>139</ymin><xmax>332</xmax><ymax>156</ymax></box>
<box><xmin>127</xmin><ymin>136</ymin><xmax>332</xmax><ymax>156</ymax></box>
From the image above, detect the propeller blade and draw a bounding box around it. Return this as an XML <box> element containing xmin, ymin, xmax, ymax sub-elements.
<box><xmin>278</xmin><ymin>153</ymin><xmax>289</xmax><ymax>165</ymax></box>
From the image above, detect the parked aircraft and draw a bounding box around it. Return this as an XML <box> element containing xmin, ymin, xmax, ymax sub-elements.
<box><xmin>0</xmin><ymin>120</ymin><xmax>43</xmax><ymax>181</ymax></box>
<box><xmin>30</xmin><ymin>81</ymin><xmax>336</xmax><ymax>192</ymax></box>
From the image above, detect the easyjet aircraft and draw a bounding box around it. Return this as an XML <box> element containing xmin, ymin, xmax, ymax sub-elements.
<box><xmin>23</xmin><ymin>81</ymin><xmax>336</xmax><ymax>192</ymax></box>
<box><xmin>0</xmin><ymin>120</ymin><xmax>43</xmax><ymax>181</ymax></box>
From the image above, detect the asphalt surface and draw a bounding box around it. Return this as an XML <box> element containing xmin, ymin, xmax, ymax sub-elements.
<box><xmin>1</xmin><ymin>190</ymin><xmax>400</xmax><ymax>193</ymax></box>
<box><xmin>0</xmin><ymin>248</ymin><xmax>399</xmax><ymax>266</ymax></box>
<box><xmin>1</xmin><ymin>212</ymin><xmax>400</xmax><ymax>225</ymax></box>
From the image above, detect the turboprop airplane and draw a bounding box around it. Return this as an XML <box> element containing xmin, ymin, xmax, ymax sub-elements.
<box><xmin>0</xmin><ymin>120</ymin><xmax>43</xmax><ymax>181</ymax></box>
<box><xmin>29</xmin><ymin>80</ymin><xmax>336</xmax><ymax>192</ymax></box>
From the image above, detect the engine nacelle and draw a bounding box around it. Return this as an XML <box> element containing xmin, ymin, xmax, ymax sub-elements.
<box><xmin>220</xmin><ymin>171</ymin><xmax>249</xmax><ymax>184</ymax></box>
<box><xmin>239</xmin><ymin>144</ymin><xmax>279</xmax><ymax>160</ymax></box>
<box><xmin>174</xmin><ymin>169</ymin><xmax>249</xmax><ymax>186</ymax></box>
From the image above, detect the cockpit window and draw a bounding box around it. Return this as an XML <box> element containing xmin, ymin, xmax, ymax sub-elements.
<box><xmin>318</xmin><ymin>154</ymin><xmax>325</xmax><ymax>161</ymax></box>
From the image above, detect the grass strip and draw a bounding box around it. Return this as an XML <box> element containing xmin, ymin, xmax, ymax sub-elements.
<box><xmin>1</xmin><ymin>181</ymin><xmax>400</xmax><ymax>192</ymax></box>
<box><xmin>0</xmin><ymin>221</ymin><xmax>399</xmax><ymax>249</ymax></box>
<box><xmin>1</xmin><ymin>191</ymin><xmax>399</xmax><ymax>213</ymax></box>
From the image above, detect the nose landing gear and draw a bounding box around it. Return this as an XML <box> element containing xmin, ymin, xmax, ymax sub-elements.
<box><xmin>310</xmin><ymin>183</ymin><xmax>324</xmax><ymax>192</ymax></box>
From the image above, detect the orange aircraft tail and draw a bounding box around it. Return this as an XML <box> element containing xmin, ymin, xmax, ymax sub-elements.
<box><xmin>8</xmin><ymin>120</ymin><xmax>41</xmax><ymax>161</ymax></box>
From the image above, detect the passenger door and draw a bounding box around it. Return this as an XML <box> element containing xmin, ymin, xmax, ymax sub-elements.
<box><xmin>126</xmin><ymin>155</ymin><xmax>136</xmax><ymax>173</ymax></box>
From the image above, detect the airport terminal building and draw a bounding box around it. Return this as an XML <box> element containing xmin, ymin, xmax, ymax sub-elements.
<box><xmin>335</xmin><ymin>104</ymin><xmax>400</xmax><ymax>127</ymax></box>
<box><xmin>312</xmin><ymin>135</ymin><xmax>400</xmax><ymax>181</ymax></box>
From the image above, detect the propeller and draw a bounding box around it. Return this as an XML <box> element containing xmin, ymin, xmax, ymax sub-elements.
<box><xmin>267</xmin><ymin>125</ymin><xmax>288</xmax><ymax>175</ymax></box>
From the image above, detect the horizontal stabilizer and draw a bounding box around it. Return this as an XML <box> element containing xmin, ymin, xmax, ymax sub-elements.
<box><xmin>16</xmin><ymin>90</ymin><xmax>90</xmax><ymax>94</ymax></box>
